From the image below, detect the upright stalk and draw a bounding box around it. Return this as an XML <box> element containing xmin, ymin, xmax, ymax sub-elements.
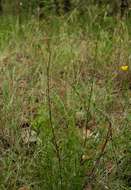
<box><xmin>46</xmin><ymin>42</ymin><xmax>62</xmax><ymax>189</ymax></box>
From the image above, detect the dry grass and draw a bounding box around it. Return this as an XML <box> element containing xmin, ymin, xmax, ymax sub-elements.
<box><xmin>0</xmin><ymin>13</ymin><xmax>131</xmax><ymax>190</ymax></box>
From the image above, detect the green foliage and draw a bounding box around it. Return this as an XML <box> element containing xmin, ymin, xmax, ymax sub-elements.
<box><xmin>0</xmin><ymin>4</ymin><xmax>131</xmax><ymax>190</ymax></box>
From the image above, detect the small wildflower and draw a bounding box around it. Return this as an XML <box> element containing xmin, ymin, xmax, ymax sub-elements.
<box><xmin>120</xmin><ymin>65</ymin><xmax>129</xmax><ymax>71</ymax></box>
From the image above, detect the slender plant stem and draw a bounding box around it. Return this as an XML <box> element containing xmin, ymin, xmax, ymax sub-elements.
<box><xmin>46</xmin><ymin>41</ymin><xmax>63</xmax><ymax>189</ymax></box>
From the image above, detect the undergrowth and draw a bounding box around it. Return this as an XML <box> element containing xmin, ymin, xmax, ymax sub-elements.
<box><xmin>0</xmin><ymin>8</ymin><xmax>131</xmax><ymax>190</ymax></box>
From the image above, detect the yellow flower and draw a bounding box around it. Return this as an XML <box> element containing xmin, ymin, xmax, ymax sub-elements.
<box><xmin>120</xmin><ymin>65</ymin><xmax>129</xmax><ymax>71</ymax></box>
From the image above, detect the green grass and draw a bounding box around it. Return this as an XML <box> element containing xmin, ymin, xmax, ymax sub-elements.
<box><xmin>0</xmin><ymin>9</ymin><xmax>131</xmax><ymax>190</ymax></box>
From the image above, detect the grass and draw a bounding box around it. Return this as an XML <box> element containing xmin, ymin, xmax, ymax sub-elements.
<box><xmin>0</xmin><ymin>8</ymin><xmax>131</xmax><ymax>190</ymax></box>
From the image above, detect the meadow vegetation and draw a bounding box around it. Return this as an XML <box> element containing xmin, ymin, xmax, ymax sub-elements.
<box><xmin>0</xmin><ymin>4</ymin><xmax>131</xmax><ymax>190</ymax></box>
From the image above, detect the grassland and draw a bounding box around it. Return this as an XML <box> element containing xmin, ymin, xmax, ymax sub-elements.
<box><xmin>0</xmin><ymin>8</ymin><xmax>131</xmax><ymax>190</ymax></box>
